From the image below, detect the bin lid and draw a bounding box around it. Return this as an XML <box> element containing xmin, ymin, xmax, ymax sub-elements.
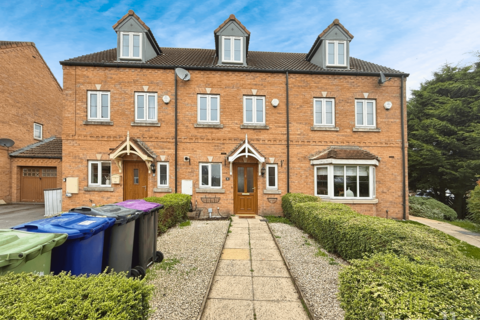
<box><xmin>69</xmin><ymin>206</ymin><xmax>141</xmax><ymax>224</ymax></box>
<box><xmin>115</xmin><ymin>199</ymin><xmax>164</xmax><ymax>212</ymax></box>
<box><xmin>0</xmin><ymin>230</ymin><xmax>67</xmax><ymax>267</ymax></box>
<box><xmin>11</xmin><ymin>213</ymin><xmax>115</xmax><ymax>240</ymax></box>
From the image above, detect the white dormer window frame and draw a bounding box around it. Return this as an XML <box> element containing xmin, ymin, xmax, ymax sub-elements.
<box><xmin>222</xmin><ymin>36</ymin><xmax>243</xmax><ymax>63</ymax></box>
<box><xmin>120</xmin><ymin>32</ymin><xmax>142</xmax><ymax>60</ymax></box>
<box><xmin>326</xmin><ymin>40</ymin><xmax>347</xmax><ymax>67</ymax></box>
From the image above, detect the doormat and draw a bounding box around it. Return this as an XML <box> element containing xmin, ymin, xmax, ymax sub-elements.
<box><xmin>239</xmin><ymin>216</ymin><xmax>255</xmax><ymax>219</ymax></box>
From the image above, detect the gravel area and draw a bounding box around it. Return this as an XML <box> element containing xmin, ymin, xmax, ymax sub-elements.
<box><xmin>269</xmin><ymin>222</ymin><xmax>346</xmax><ymax>320</ymax></box>
<box><xmin>148</xmin><ymin>220</ymin><xmax>229</xmax><ymax>320</ymax></box>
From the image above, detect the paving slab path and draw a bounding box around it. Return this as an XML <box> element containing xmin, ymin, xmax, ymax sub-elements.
<box><xmin>410</xmin><ymin>216</ymin><xmax>480</xmax><ymax>248</ymax></box>
<box><xmin>201</xmin><ymin>215</ymin><xmax>309</xmax><ymax>320</ymax></box>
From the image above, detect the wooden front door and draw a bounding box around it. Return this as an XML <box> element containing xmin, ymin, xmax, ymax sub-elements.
<box><xmin>234</xmin><ymin>163</ymin><xmax>258</xmax><ymax>215</ymax></box>
<box><xmin>123</xmin><ymin>161</ymin><xmax>148</xmax><ymax>200</ymax></box>
<box><xmin>20</xmin><ymin>167</ymin><xmax>57</xmax><ymax>202</ymax></box>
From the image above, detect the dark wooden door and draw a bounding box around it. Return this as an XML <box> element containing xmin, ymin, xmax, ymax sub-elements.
<box><xmin>233</xmin><ymin>164</ymin><xmax>257</xmax><ymax>215</ymax></box>
<box><xmin>20</xmin><ymin>167</ymin><xmax>57</xmax><ymax>202</ymax></box>
<box><xmin>123</xmin><ymin>161</ymin><xmax>148</xmax><ymax>200</ymax></box>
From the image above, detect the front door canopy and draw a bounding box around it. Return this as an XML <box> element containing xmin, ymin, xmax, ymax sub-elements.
<box><xmin>227</xmin><ymin>135</ymin><xmax>265</xmax><ymax>175</ymax></box>
<box><xmin>109</xmin><ymin>132</ymin><xmax>156</xmax><ymax>173</ymax></box>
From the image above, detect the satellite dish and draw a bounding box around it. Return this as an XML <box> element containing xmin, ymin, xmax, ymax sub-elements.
<box><xmin>0</xmin><ymin>138</ymin><xmax>14</xmax><ymax>148</ymax></box>
<box><xmin>175</xmin><ymin>68</ymin><xmax>191</xmax><ymax>81</ymax></box>
<box><xmin>378</xmin><ymin>72</ymin><xmax>392</xmax><ymax>85</ymax></box>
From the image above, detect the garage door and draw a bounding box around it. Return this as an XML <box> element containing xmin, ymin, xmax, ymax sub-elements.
<box><xmin>20</xmin><ymin>167</ymin><xmax>57</xmax><ymax>202</ymax></box>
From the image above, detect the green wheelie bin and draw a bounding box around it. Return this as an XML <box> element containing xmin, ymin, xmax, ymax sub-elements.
<box><xmin>0</xmin><ymin>229</ymin><xmax>67</xmax><ymax>275</ymax></box>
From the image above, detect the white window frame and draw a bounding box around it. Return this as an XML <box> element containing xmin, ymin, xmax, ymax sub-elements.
<box><xmin>87</xmin><ymin>91</ymin><xmax>110</xmax><ymax>121</ymax></box>
<box><xmin>135</xmin><ymin>92</ymin><xmax>158</xmax><ymax>122</ymax></box>
<box><xmin>326</xmin><ymin>40</ymin><xmax>347</xmax><ymax>67</ymax></box>
<box><xmin>222</xmin><ymin>36</ymin><xmax>243</xmax><ymax>63</ymax></box>
<box><xmin>243</xmin><ymin>96</ymin><xmax>266</xmax><ymax>125</ymax></box>
<box><xmin>33</xmin><ymin>123</ymin><xmax>42</xmax><ymax>140</ymax></box>
<box><xmin>355</xmin><ymin>99</ymin><xmax>376</xmax><ymax>128</ymax></box>
<box><xmin>88</xmin><ymin>161</ymin><xmax>111</xmax><ymax>187</ymax></box>
<box><xmin>314</xmin><ymin>165</ymin><xmax>376</xmax><ymax>199</ymax></box>
<box><xmin>266</xmin><ymin>164</ymin><xmax>278</xmax><ymax>190</ymax></box>
<box><xmin>199</xmin><ymin>163</ymin><xmax>222</xmax><ymax>188</ymax></box>
<box><xmin>120</xmin><ymin>32</ymin><xmax>142</xmax><ymax>60</ymax></box>
<box><xmin>313</xmin><ymin>98</ymin><xmax>335</xmax><ymax>126</ymax></box>
<box><xmin>157</xmin><ymin>162</ymin><xmax>169</xmax><ymax>187</ymax></box>
<box><xmin>197</xmin><ymin>94</ymin><xmax>220</xmax><ymax>123</ymax></box>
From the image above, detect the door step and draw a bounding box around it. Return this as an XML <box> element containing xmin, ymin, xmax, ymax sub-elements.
<box><xmin>238</xmin><ymin>216</ymin><xmax>256</xmax><ymax>219</ymax></box>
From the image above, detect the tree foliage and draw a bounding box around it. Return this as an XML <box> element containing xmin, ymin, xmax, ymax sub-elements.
<box><xmin>408</xmin><ymin>55</ymin><xmax>480</xmax><ymax>218</ymax></box>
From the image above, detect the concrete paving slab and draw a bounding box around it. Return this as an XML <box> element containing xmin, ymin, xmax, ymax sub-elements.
<box><xmin>251</xmin><ymin>260</ymin><xmax>290</xmax><ymax>277</ymax></box>
<box><xmin>251</xmin><ymin>248</ymin><xmax>283</xmax><ymax>261</ymax></box>
<box><xmin>221</xmin><ymin>249</ymin><xmax>250</xmax><ymax>260</ymax></box>
<box><xmin>216</xmin><ymin>260</ymin><xmax>252</xmax><ymax>276</ymax></box>
<box><xmin>250</xmin><ymin>240</ymin><xmax>277</xmax><ymax>249</ymax></box>
<box><xmin>229</xmin><ymin>228</ymin><xmax>249</xmax><ymax>235</ymax></box>
<box><xmin>250</xmin><ymin>233</ymin><xmax>273</xmax><ymax>241</ymax></box>
<box><xmin>226</xmin><ymin>234</ymin><xmax>249</xmax><ymax>242</ymax></box>
<box><xmin>224</xmin><ymin>239</ymin><xmax>250</xmax><ymax>249</ymax></box>
<box><xmin>254</xmin><ymin>301</ymin><xmax>309</xmax><ymax>320</ymax></box>
<box><xmin>201</xmin><ymin>299</ymin><xmax>254</xmax><ymax>320</ymax></box>
<box><xmin>249</xmin><ymin>229</ymin><xmax>270</xmax><ymax>234</ymax></box>
<box><xmin>253</xmin><ymin>277</ymin><xmax>299</xmax><ymax>301</ymax></box>
<box><xmin>209</xmin><ymin>276</ymin><xmax>253</xmax><ymax>300</ymax></box>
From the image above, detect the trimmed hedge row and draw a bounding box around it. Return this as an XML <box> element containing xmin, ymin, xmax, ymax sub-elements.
<box><xmin>409</xmin><ymin>196</ymin><xmax>457</xmax><ymax>220</ymax></box>
<box><xmin>0</xmin><ymin>272</ymin><xmax>153</xmax><ymax>319</ymax></box>
<box><xmin>281</xmin><ymin>193</ymin><xmax>319</xmax><ymax>219</ymax></box>
<box><xmin>145</xmin><ymin>194</ymin><xmax>191</xmax><ymax>234</ymax></box>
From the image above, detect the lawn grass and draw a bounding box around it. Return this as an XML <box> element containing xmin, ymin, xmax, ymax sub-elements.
<box><xmin>264</xmin><ymin>215</ymin><xmax>293</xmax><ymax>225</ymax></box>
<box><xmin>179</xmin><ymin>220</ymin><xmax>191</xmax><ymax>228</ymax></box>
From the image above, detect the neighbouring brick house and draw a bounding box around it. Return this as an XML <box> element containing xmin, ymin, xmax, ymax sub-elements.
<box><xmin>0</xmin><ymin>41</ymin><xmax>63</xmax><ymax>204</ymax></box>
<box><xmin>60</xmin><ymin>11</ymin><xmax>409</xmax><ymax>219</ymax></box>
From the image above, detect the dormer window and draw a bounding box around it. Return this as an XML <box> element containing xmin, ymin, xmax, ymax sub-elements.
<box><xmin>222</xmin><ymin>36</ymin><xmax>243</xmax><ymax>63</ymax></box>
<box><xmin>120</xmin><ymin>32</ymin><xmax>142</xmax><ymax>59</ymax></box>
<box><xmin>326</xmin><ymin>41</ymin><xmax>346</xmax><ymax>67</ymax></box>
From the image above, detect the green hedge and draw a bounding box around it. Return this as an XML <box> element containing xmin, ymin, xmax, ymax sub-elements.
<box><xmin>340</xmin><ymin>253</ymin><xmax>480</xmax><ymax>320</ymax></box>
<box><xmin>281</xmin><ymin>193</ymin><xmax>319</xmax><ymax>219</ymax></box>
<box><xmin>0</xmin><ymin>272</ymin><xmax>153</xmax><ymax>319</ymax></box>
<box><xmin>467</xmin><ymin>184</ymin><xmax>480</xmax><ymax>224</ymax></box>
<box><xmin>145</xmin><ymin>194</ymin><xmax>191</xmax><ymax>234</ymax></box>
<box><xmin>409</xmin><ymin>196</ymin><xmax>457</xmax><ymax>220</ymax></box>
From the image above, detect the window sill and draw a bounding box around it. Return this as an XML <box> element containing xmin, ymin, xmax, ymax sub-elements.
<box><xmin>320</xmin><ymin>198</ymin><xmax>378</xmax><ymax>204</ymax></box>
<box><xmin>196</xmin><ymin>188</ymin><xmax>225</xmax><ymax>194</ymax></box>
<box><xmin>34</xmin><ymin>137</ymin><xmax>43</xmax><ymax>141</ymax></box>
<box><xmin>83</xmin><ymin>120</ymin><xmax>113</xmax><ymax>126</ymax></box>
<box><xmin>131</xmin><ymin>122</ymin><xmax>161</xmax><ymax>127</ymax></box>
<box><xmin>240</xmin><ymin>124</ymin><xmax>269</xmax><ymax>130</ymax></box>
<box><xmin>194</xmin><ymin>123</ymin><xmax>224</xmax><ymax>129</ymax></box>
<box><xmin>353</xmin><ymin>127</ymin><xmax>381</xmax><ymax>132</ymax></box>
<box><xmin>311</xmin><ymin>126</ymin><xmax>339</xmax><ymax>131</ymax></box>
<box><xmin>264</xmin><ymin>189</ymin><xmax>281</xmax><ymax>194</ymax></box>
<box><xmin>84</xmin><ymin>187</ymin><xmax>114</xmax><ymax>192</ymax></box>
<box><xmin>153</xmin><ymin>187</ymin><xmax>172</xmax><ymax>193</ymax></box>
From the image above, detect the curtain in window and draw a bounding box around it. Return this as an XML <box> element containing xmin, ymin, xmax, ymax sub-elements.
<box><xmin>210</xmin><ymin>97</ymin><xmax>218</xmax><ymax>121</ymax></box>
<box><xmin>234</xmin><ymin>39</ymin><xmax>241</xmax><ymax>61</ymax></box>
<box><xmin>224</xmin><ymin>38</ymin><xmax>231</xmax><ymax>60</ymax></box>
<box><xmin>325</xmin><ymin>100</ymin><xmax>333</xmax><ymax>124</ymax></box>
<box><xmin>356</xmin><ymin>101</ymin><xmax>364</xmax><ymax>125</ymax></box>
<box><xmin>101</xmin><ymin>94</ymin><xmax>108</xmax><ymax>119</ymax></box>
<box><xmin>133</xmin><ymin>35</ymin><xmax>140</xmax><ymax>57</ymax></box>
<box><xmin>90</xmin><ymin>93</ymin><xmax>97</xmax><ymax>118</ymax></box>
<box><xmin>199</xmin><ymin>97</ymin><xmax>207</xmax><ymax>121</ymax></box>
<box><xmin>367</xmin><ymin>102</ymin><xmax>374</xmax><ymax>125</ymax></box>
<box><xmin>256</xmin><ymin>98</ymin><xmax>263</xmax><ymax>123</ymax></box>
<box><xmin>315</xmin><ymin>100</ymin><xmax>322</xmax><ymax>124</ymax></box>
<box><xmin>148</xmin><ymin>95</ymin><xmax>155</xmax><ymax>120</ymax></box>
<box><xmin>137</xmin><ymin>95</ymin><xmax>145</xmax><ymax>120</ymax></box>
<box><xmin>122</xmin><ymin>34</ymin><xmax>129</xmax><ymax>57</ymax></box>
<box><xmin>245</xmin><ymin>98</ymin><xmax>253</xmax><ymax>122</ymax></box>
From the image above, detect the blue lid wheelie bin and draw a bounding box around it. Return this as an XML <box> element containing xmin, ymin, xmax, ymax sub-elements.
<box><xmin>12</xmin><ymin>213</ymin><xmax>115</xmax><ymax>276</ymax></box>
<box><xmin>69</xmin><ymin>206</ymin><xmax>142</xmax><ymax>277</ymax></box>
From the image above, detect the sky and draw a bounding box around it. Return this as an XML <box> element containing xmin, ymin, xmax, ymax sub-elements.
<box><xmin>1</xmin><ymin>0</ymin><xmax>479</xmax><ymax>98</ymax></box>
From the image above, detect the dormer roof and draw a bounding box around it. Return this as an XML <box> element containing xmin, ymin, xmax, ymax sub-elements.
<box><xmin>214</xmin><ymin>14</ymin><xmax>250</xmax><ymax>58</ymax></box>
<box><xmin>306</xmin><ymin>19</ymin><xmax>354</xmax><ymax>61</ymax></box>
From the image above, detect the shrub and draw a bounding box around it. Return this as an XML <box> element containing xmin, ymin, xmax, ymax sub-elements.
<box><xmin>409</xmin><ymin>196</ymin><xmax>457</xmax><ymax>220</ymax></box>
<box><xmin>145</xmin><ymin>194</ymin><xmax>191</xmax><ymax>234</ymax></box>
<box><xmin>0</xmin><ymin>272</ymin><xmax>153</xmax><ymax>319</ymax></box>
<box><xmin>281</xmin><ymin>193</ymin><xmax>319</xmax><ymax>219</ymax></box>
<box><xmin>467</xmin><ymin>184</ymin><xmax>480</xmax><ymax>224</ymax></box>
<box><xmin>339</xmin><ymin>253</ymin><xmax>480</xmax><ymax>320</ymax></box>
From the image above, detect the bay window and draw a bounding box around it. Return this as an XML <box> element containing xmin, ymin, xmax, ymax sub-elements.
<box><xmin>315</xmin><ymin>165</ymin><xmax>375</xmax><ymax>199</ymax></box>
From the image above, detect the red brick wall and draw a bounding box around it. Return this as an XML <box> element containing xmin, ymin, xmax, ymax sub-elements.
<box><xmin>61</xmin><ymin>66</ymin><xmax>408</xmax><ymax>219</ymax></box>
<box><xmin>0</xmin><ymin>43</ymin><xmax>63</xmax><ymax>202</ymax></box>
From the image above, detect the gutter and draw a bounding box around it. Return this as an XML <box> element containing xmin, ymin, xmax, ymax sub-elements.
<box><xmin>286</xmin><ymin>72</ymin><xmax>290</xmax><ymax>193</ymax></box>
<box><xmin>401</xmin><ymin>75</ymin><xmax>406</xmax><ymax>220</ymax></box>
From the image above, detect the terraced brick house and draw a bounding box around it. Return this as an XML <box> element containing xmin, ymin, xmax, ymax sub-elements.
<box><xmin>60</xmin><ymin>11</ymin><xmax>409</xmax><ymax>219</ymax></box>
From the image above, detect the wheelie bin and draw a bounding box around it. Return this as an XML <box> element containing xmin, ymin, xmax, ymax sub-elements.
<box><xmin>0</xmin><ymin>229</ymin><xmax>67</xmax><ymax>275</ymax></box>
<box><xmin>114</xmin><ymin>200</ymin><xmax>164</xmax><ymax>275</ymax></box>
<box><xmin>12</xmin><ymin>213</ymin><xmax>115</xmax><ymax>276</ymax></box>
<box><xmin>69</xmin><ymin>206</ymin><xmax>142</xmax><ymax>277</ymax></box>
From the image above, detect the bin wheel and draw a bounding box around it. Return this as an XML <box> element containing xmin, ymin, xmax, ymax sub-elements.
<box><xmin>130</xmin><ymin>268</ymin><xmax>141</xmax><ymax>278</ymax></box>
<box><xmin>155</xmin><ymin>251</ymin><xmax>164</xmax><ymax>263</ymax></box>
<box><xmin>133</xmin><ymin>266</ymin><xmax>146</xmax><ymax>279</ymax></box>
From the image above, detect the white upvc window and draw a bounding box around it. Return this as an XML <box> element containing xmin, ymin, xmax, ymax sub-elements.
<box><xmin>355</xmin><ymin>100</ymin><xmax>376</xmax><ymax>127</ymax></box>
<box><xmin>266</xmin><ymin>164</ymin><xmax>278</xmax><ymax>190</ymax></box>
<box><xmin>326</xmin><ymin>41</ymin><xmax>347</xmax><ymax>67</ymax></box>
<box><xmin>244</xmin><ymin>96</ymin><xmax>265</xmax><ymax>124</ymax></box>
<box><xmin>135</xmin><ymin>92</ymin><xmax>157</xmax><ymax>122</ymax></box>
<box><xmin>222</xmin><ymin>36</ymin><xmax>243</xmax><ymax>63</ymax></box>
<box><xmin>157</xmin><ymin>162</ymin><xmax>169</xmax><ymax>187</ymax></box>
<box><xmin>88</xmin><ymin>91</ymin><xmax>110</xmax><ymax>121</ymax></box>
<box><xmin>313</xmin><ymin>98</ymin><xmax>335</xmax><ymax>126</ymax></box>
<box><xmin>33</xmin><ymin>123</ymin><xmax>42</xmax><ymax>140</ymax></box>
<box><xmin>120</xmin><ymin>32</ymin><xmax>142</xmax><ymax>59</ymax></box>
<box><xmin>200</xmin><ymin>163</ymin><xmax>222</xmax><ymax>188</ymax></box>
<box><xmin>314</xmin><ymin>165</ymin><xmax>376</xmax><ymax>199</ymax></box>
<box><xmin>198</xmin><ymin>95</ymin><xmax>220</xmax><ymax>123</ymax></box>
<box><xmin>88</xmin><ymin>161</ymin><xmax>111</xmax><ymax>187</ymax></box>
